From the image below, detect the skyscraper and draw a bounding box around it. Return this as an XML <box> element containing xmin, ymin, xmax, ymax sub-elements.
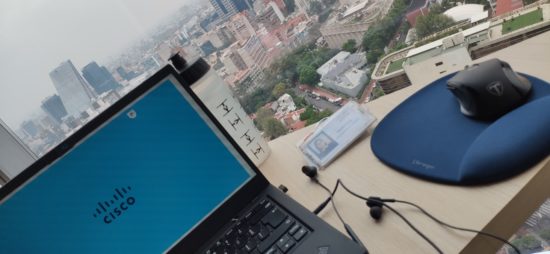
<box><xmin>49</xmin><ymin>60</ymin><xmax>95</xmax><ymax>117</ymax></box>
<box><xmin>209</xmin><ymin>0</ymin><xmax>252</xmax><ymax>19</ymax></box>
<box><xmin>41</xmin><ymin>94</ymin><xmax>68</xmax><ymax>124</ymax></box>
<box><xmin>81</xmin><ymin>61</ymin><xmax>122</xmax><ymax>95</ymax></box>
<box><xmin>21</xmin><ymin>120</ymin><xmax>40</xmax><ymax>138</ymax></box>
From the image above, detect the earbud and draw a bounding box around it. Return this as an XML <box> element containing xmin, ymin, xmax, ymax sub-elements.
<box><xmin>366</xmin><ymin>197</ymin><xmax>384</xmax><ymax>221</ymax></box>
<box><xmin>302</xmin><ymin>165</ymin><xmax>318</xmax><ymax>179</ymax></box>
<box><xmin>365</xmin><ymin>197</ymin><xmax>395</xmax><ymax>221</ymax></box>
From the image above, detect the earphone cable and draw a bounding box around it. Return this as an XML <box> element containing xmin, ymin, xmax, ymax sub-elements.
<box><xmin>335</xmin><ymin>180</ymin><xmax>443</xmax><ymax>254</ymax></box>
<box><xmin>393</xmin><ymin>200</ymin><xmax>520</xmax><ymax>254</ymax></box>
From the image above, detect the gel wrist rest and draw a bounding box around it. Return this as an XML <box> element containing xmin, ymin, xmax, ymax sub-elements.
<box><xmin>371</xmin><ymin>74</ymin><xmax>550</xmax><ymax>185</ymax></box>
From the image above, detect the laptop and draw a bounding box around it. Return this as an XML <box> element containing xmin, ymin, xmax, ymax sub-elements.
<box><xmin>0</xmin><ymin>66</ymin><xmax>365</xmax><ymax>254</ymax></box>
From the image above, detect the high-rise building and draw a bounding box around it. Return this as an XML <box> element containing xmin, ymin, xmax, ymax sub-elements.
<box><xmin>238</xmin><ymin>35</ymin><xmax>269</xmax><ymax>68</ymax></box>
<box><xmin>221</xmin><ymin>48</ymin><xmax>248</xmax><ymax>74</ymax></box>
<box><xmin>227</xmin><ymin>12</ymin><xmax>257</xmax><ymax>41</ymax></box>
<box><xmin>49</xmin><ymin>60</ymin><xmax>95</xmax><ymax>117</ymax></box>
<box><xmin>209</xmin><ymin>0</ymin><xmax>252</xmax><ymax>19</ymax></box>
<box><xmin>41</xmin><ymin>94</ymin><xmax>68</xmax><ymax>124</ymax></box>
<box><xmin>82</xmin><ymin>61</ymin><xmax>122</xmax><ymax>95</ymax></box>
<box><xmin>21</xmin><ymin>120</ymin><xmax>40</xmax><ymax>138</ymax></box>
<box><xmin>210</xmin><ymin>0</ymin><xmax>238</xmax><ymax>19</ymax></box>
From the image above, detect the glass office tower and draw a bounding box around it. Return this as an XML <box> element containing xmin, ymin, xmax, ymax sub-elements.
<box><xmin>40</xmin><ymin>94</ymin><xmax>68</xmax><ymax>124</ymax></box>
<box><xmin>49</xmin><ymin>60</ymin><xmax>95</xmax><ymax>117</ymax></box>
<box><xmin>82</xmin><ymin>61</ymin><xmax>122</xmax><ymax>95</ymax></box>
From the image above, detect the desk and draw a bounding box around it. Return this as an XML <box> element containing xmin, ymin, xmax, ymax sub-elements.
<box><xmin>259</xmin><ymin>33</ymin><xmax>550</xmax><ymax>253</ymax></box>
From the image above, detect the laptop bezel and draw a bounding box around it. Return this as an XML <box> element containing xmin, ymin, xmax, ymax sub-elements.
<box><xmin>0</xmin><ymin>65</ymin><xmax>271</xmax><ymax>253</ymax></box>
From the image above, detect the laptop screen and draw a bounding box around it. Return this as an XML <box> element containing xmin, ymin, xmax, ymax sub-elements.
<box><xmin>0</xmin><ymin>75</ymin><xmax>256</xmax><ymax>253</ymax></box>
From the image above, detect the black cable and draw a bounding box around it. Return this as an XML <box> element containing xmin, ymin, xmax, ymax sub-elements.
<box><xmin>393</xmin><ymin>200</ymin><xmax>521</xmax><ymax>254</ymax></box>
<box><xmin>331</xmin><ymin>179</ymin><xmax>520</xmax><ymax>254</ymax></box>
<box><xmin>313</xmin><ymin>179</ymin><xmax>339</xmax><ymax>215</ymax></box>
<box><xmin>313</xmin><ymin>178</ymin><xmax>368</xmax><ymax>253</ymax></box>
<box><xmin>314</xmin><ymin>179</ymin><xmax>346</xmax><ymax>229</ymax></box>
<box><xmin>335</xmin><ymin>180</ymin><xmax>443</xmax><ymax>254</ymax></box>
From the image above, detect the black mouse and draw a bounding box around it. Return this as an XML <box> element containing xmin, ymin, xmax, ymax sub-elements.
<box><xmin>447</xmin><ymin>58</ymin><xmax>532</xmax><ymax>120</ymax></box>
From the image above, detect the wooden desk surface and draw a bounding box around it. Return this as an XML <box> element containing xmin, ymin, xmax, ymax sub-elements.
<box><xmin>259</xmin><ymin>34</ymin><xmax>550</xmax><ymax>253</ymax></box>
<box><xmin>260</xmin><ymin>85</ymin><xmax>550</xmax><ymax>253</ymax></box>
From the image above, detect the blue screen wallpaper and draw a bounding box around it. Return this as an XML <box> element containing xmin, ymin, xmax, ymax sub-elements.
<box><xmin>0</xmin><ymin>80</ymin><xmax>253</xmax><ymax>253</ymax></box>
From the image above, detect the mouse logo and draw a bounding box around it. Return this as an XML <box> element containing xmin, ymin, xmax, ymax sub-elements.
<box><xmin>487</xmin><ymin>82</ymin><xmax>504</xmax><ymax>96</ymax></box>
<box><xmin>92</xmin><ymin>186</ymin><xmax>136</xmax><ymax>224</ymax></box>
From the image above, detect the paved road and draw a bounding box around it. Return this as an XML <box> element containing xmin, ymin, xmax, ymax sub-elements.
<box><xmin>293</xmin><ymin>87</ymin><xmax>341</xmax><ymax>112</ymax></box>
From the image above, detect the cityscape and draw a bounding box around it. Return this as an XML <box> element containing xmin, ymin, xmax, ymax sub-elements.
<box><xmin>4</xmin><ymin>0</ymin><xmax>548</xmax><ymax>165</ymax></box>
<box><xmin>2</xmin><ymin>0</ymin><xmax>550</xmax><ymax>252</ymax></box>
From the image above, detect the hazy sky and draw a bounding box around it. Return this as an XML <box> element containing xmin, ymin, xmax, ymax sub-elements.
<box><xmin>0</xmin><ymin>0</ymin><xmax>192</xmax><ymax>129</ymax></box>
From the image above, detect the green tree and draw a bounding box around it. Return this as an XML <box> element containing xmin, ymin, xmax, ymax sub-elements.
<box><xmin>300</xmin><ymin>105</ymin><xmax>333</xmax><ymax>125</ymax></box>
<box><xmin>240</xmin><ymin>84</ymin><xmax>275</xmax><ymax>114</ymax></box>
<box><xmin>309</xmin><ymin>1</ymin><xmax>323</xmax><ymax>15</ymax></box>
<box><xmin>263</xmin><ymin>118</ymin><xmax>287</xmax><ymax>139</ymax></box>
<box><xmin>284</xmin><ymin>0</ymin><xmax>295</xmax><ymax>13</ymax></box>
<box><xmin>415</xmin><ymin>12</ymin><xmax>455</xmax><ymax>38</ymax></box>
<box><xmin>272</xmin><ymin>83</ymin><xmax>287</xmax><ymax>98</ymax></box>
<box><xmin>254</xmin><ymin>108</ymin><xmax>274</xmax><ymax>131</ymax></box>
<box><xmin>366</xmin><ymin>48</ymin><xmax>384</xmax><ymax>63</ymax></box>
<box><xmin>371</xmin><ymin>85</ymin><xmax>385</xmax><ymax>100</ymax></box>
<box><xmin>362</xmin><ymin>0</ymin><xmax>408</xmax><ymax>63</ymax></box>
<box><xmin>299</xmin><ymin>65</ymin><xmax>320</xmax><ymax>86</ymax></box>
<box><xmin>300</xmin><ymin>105</ymin><xmax>315</xmax><ymax>121</ymax></box>
<box><xmin>541</xmin><ymin>229</ymin><xmax>550</xmax><ymax>241</ymax></box>
<box><xmin>512</xmin><ymin>235</ymin><xmax>541</xmax><ymax>251</ymax></box>
<box><xmin>342</xmin><ymin>39</ymin><xmax>357</xmax><ymax>52</ymax></box>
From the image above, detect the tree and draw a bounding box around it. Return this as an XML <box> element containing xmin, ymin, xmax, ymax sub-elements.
<box><xmin>362</xmin><ymin>0</ymin><xmax>408</xmax><ymax>63</ymax></box>
<box><xmin>308</xmin><ymin>1</ymin><xmax>323</xmax><ymax>15</ymax></box>
<box><xmin>415</xmin><ymin>12</ymin><xmax>455</xmax><ymax>38</ymax></box>
<box><xmin>272</xmin><ymin>83</ymin><xmax>287</xmax><ymax>98</ymax></box>
<box><xmin>300</xmin><ymin>105</ymin><xmax>315</xmax><ymax>121</ymax></box>
<box><xmin>342</xmin><ymin>39</ymin><xmax>357</xmax><ymax>52</ymax></box>
<box><xmin>371</xmin><ymin>85</ymin><xmax>385</xmax><ymax>100</ymax></box>
<box><xmin>512</xmin><ymin>235</ymin><xmax>541</xmax><ymax>252</ymax></box>
<box><xmin>284</xmin><ymin>0</ymin><xmax>295</xmax><ymax>13</ymax></box>
<box><xmin>366</xmin><ymin>48</ymin><xmax>384</xmax><ymax>63</ymax></box>
<box><xmin>254</xmin><ymin>108</ymin><xmax>274</xmax><ymax>131</ymax></box>
<box><xmin>299</xmin><ymin>65</ymin><xmax>320</xmax><ymax>86</ymax></box>
<box><xmin>263</xmin><ymin>118</ymin><xmax>287</xmax><ymax>139</ymax></box>
<box><xmin>300</xmin><ymin>105</ymin><xmax>333</xmax><ymax>126</ymax></box>
<box><xmin>540</xmin><ymin>229</ymin><xmax>550</xmax><ymax>241</ymax></box>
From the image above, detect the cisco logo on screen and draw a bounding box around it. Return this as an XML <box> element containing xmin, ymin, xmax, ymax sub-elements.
<box><xmin>92</xmin><ymin>186</ymin><xmax>136</xmax><ymax>224</ymax></box>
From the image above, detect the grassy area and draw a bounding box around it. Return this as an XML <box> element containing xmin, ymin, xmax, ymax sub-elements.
<box><xmin>502</xmin><ymin>8</ymin><xmax>544</xmax><ymax>34</ymax></box>
<box><xmin>386</xmin><ymin>58</ymin><xmax>407</xmax><ymax>74</ymax></box>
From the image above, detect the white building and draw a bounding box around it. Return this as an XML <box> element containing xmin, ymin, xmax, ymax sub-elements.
<box><xmin>269</xmin><ymin>1</ymin><xmax>285</xmax><ymax>23</ymax></box>
<box><xmin>316</xmin><ymin>51</ymin><xmax>368</xmax><ymax>97</ymax></box>
<box><xmin>272</xmin><ymin>94</ymin><xmax>297</xmax><ymax>118</ymax></box>
<box><xmin>443</xmin><ymin>4</ymin><xmax>488</xmax><ymax>24</ymax></box>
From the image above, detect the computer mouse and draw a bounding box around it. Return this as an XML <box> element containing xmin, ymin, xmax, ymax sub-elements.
<box><xmin>447</xmin><ymin>58</ymin><xmax>532</xmax><ymax>120</ymax></box>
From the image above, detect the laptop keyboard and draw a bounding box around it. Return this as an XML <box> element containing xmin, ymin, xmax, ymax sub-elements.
<box><xmin>205</xmin><ymin>198</ymin><xmax>310</xmax><ymax>254</ymax></box>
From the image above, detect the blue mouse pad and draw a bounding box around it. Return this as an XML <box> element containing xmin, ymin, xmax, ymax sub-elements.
<box><xmin>371</xmin><ymin>74</ymin><xmax>550</xmax><ymax>185</ymax></box>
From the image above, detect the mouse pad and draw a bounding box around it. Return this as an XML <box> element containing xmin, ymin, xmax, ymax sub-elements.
<box><xmin>371</xmin><ymin>74</ymin><xmax>550</xmax><ymax>185</ymax></box>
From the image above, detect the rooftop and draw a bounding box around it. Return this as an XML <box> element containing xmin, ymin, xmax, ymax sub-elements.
<box><xmin>406</xmin><ymin>22</ymin><xmax>491</xmax><ymax>58</ymax></box>
<box><xmin>343</xmin><ymin>0</ymin><xmax>370</xmax><ymax>18</ymax></box>
<box><xmin>317</xmin><ymin>51</ymin><xmax>352</xmax><ymax>76</ymax></box>
<box><xmin>495</xmin><ymin>0</ymin><xmax>524</xmax><ymax>16</ymax></box>
<box><xmin>443</xmin><ymin>4</ymin><xmax>486</xmax><ymax>22</ymax></box>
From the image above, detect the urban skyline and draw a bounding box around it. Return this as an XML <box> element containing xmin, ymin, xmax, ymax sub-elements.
<box><xmin>0</xmin><ymin>0</ymin><xmax>198</xmax><ymax>129</ymax></box>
